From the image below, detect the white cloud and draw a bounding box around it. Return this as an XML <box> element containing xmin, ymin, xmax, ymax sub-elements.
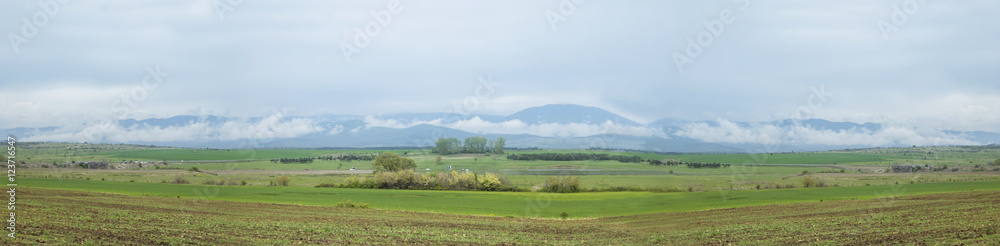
<box><xmin>362</xmin><ymin>116</ymin><xmax>666</xmax><ymax>138</ymax></box>
<box><xmin>674</xmin><ymin>119</ymin><xmax>979</xmax><ymax>147</ymax></box>
<box><xmin>23</xmin><ymin>113</ymin><xmax>324</xmax><ymax>143</ymax></box>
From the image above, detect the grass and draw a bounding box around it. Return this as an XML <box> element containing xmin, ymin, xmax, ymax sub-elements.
<box><xmin>13</xmin><ymin>187</ymin><xmax>1000</xmax><ymax>245</ymax></box>
<box><xmin>18</xmin><ymin>177</ymin><xmax>1000</xmax><ymax>218</ymax></box>
<box><xmin>12</xmin><ymin>143</ymin><xmax>1000</xmax><ymax>244</ymax></box>
<box><xmin>663</xmin><ymin>152</ymin><xmax>905</xmax><ymax>165</ymax></box>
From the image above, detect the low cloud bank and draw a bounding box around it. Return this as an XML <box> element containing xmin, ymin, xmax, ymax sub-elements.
<box><xmin>24</xmin><ymin>114</ymin><xmax>326</xmax><ymax>143</ymax></box>
<box><xmin>674</xmin><ymin>119</ymin><xmax>979</xmax><ymax>146</ymax></box>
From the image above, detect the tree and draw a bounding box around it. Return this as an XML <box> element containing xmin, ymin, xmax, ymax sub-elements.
<box><xmin>275</xmin><ymin>176</ymin><xmax>290</xmax><ymax>186</ymax></box>
<box><xmin>491</xmin><ymin>137</ymin><xmax>506</xmax><ymax>154</ymax></box>
<box><xmin>992</xmin><ymin>157</ymin><xmax>1000</xmax><ymax>166</ymax></box>
<box><xmin>463</xmin><ymin>136</ymin><xmax>488</xmax><ymax>153</ymax></box>
<box><xmin>433</xmin><ymin>138</ymin><xmax>462</xmax><ymax>154</ymax></box>
<box><xmin>802</xmin><ymin>177</ymin><xmax>817</xmax><ymax>188</ymax></box>
<box><xmin>372</xmin><ymin>152</ymin><xmax>416</xmax><ymax>173</ymax></box>
<box><xmin>435</xmin><ymin>156</ymin><xmax>443</xmax><ymax>165</ymax></box>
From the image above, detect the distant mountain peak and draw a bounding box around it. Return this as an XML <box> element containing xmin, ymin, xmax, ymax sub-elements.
<box><xmin>504</xmin><ymin>104</ymin><xmax>641</xmax><ymax>126</ymax></box>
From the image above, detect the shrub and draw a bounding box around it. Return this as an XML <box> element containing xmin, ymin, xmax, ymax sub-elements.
<box><xmin>541</xmin><ymin>176</ymin><xmax>580</xmax><ymax>193</ymax></box>
<box><xmin>338</xmin><ymin>170</ymin><xmax>524</xmax><ymax>192</ymax></box>
<box><xmin>275</xmin><ymin>176</ymin><xmax>290</xmax><ymax>186</ymax></box>
<box><xmin>172</xmin><ymin>176</ymin><xmax>189</xmax><ymax>184</ymax></box>
<box><xmin>802</xmin><ymin>177</ymin><xmax>818</xmax><ymax>188</ymax></box>
<box><xmin>371</xmin><ymin>152</ymin><xmax>416</xmax><ymax>173</ymax></box>
<box><xmin>315</xmin><ymin>183</ymin><xmax>338</xmax><ymax>188</ymax></box>
<box><xmin>339</xmin><ymin>176</ymin><xmax>375</xmax><ymax>188</ymax></box>
<box><xmin>188</xmin><ymin>166</ymin><xmax>200</xmax><ymax>172</ymax></box>
<box><xmin>334</xmin><ymin>199</ymin><xmax>369</xmax><ymax>209</ymax></box>
<box><xmin>560</xmin><ymin>212</ymin><xmax>569</xmax><ymax>219</ymax></box>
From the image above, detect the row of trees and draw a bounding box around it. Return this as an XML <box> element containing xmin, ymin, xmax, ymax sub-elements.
<box><xmin>270</xmin><ymin>157</ymin><xmax>315</xmax><ymax>163</ymax></box>
<box><xmin>271</xmin><ymin>154</ymin><xmax>377</xmax><ymax>164</ymax></box>
<box><xmin>432</xmin><ymin>137</ymin><xmax>506</xmax><ymax>155</ymax></box>
<box><xmin>505</xmin><ymin>153</ymin><xmax>643</xmax><ymax>163</ymax></box>
<box><xmin>337</xmin><ymin>170</ymin><xmax>523</xmax><ymax>191</ymax></box>
<box><xmin>684</xmin><ymin>163</ymin><xmax>730</xmax><ymax>168</ymax></box>
<box><xmin>647</xmin><ymin>160</ymin><xmax>730</xmax><ymax>168</ymax></box>
<box><xmin>332</xmin><ymin>152</ymin><xmax>523</xmax><ymax>191</ymax></box>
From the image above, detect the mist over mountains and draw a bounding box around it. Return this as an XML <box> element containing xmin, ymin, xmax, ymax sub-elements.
<box><xmin>8</xmin><ymin>104</ymin><xmax>998</xmax><ymax>153</ymax></box>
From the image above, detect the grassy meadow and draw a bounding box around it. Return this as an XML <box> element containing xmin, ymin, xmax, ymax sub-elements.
<box><xmin>12</xmin><ymin>187</ymin><xmax>1000</xmax><ymax>245</ymax></box>
<box><xmin>9</xmin><ymin>142</ymin><xmax>1000</xmax><ymax>244</ymax></box>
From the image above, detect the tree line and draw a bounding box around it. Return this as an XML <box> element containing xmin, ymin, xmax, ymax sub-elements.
<box><xmin>328</xmin><ymin>152</ymin><xmax>524</xmax><ymax>192</ymax></box>
<box><xmin>432</xmin><ymin>136</ymin><xmax>505</xmax><ymax>155</ymax></box>
<box><xmin>271</xmin><ymin>154</ymin><xmax>376</xmax><ymax>163</ymax></box>
<box><xmin>271</xmin><ymin>157</ymin><xmax>315</xmax><ymax>163</ymax></box>
<box><xmin>505</xmin><ymin>153</ymin><xmax>643</xmax><ymax>163</ymax></box>
<box><xmin>647</xmin><ymin>159</ymin><xmax>730</xmax><ymax>168</ymax></box>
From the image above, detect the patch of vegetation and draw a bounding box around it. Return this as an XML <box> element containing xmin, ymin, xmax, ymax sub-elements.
<box><xmin>20</xmin><ymin>187</ymin><xmax>1000</xmax><ymax>245</ymax></box>
<box><xmin>334</xmin><ymin>199</ymin><xmax>370</xmax><ymax>209</ymax></box>
<box><xmin>273</xmin><ymin>176</ymin><xmax>290</xmax><ymax>186</ymax></box>
<box><xmin>507</xmin><ymin>153</ymin><xmax>643</xmax><ymax>163</ymax></box>
<box><xmin>541</xmin><ymin>176</ymin><xmax>580</xmax><ymax>193</ymax></box>
<box><xmin>338</xmin><ymin>170</ymin><xmax>524</xmax><ymax>192</ymax></box>
<box><xmin>171</xmin><ymin>176</ymin><xmax>189</xmax><ymax>184</ymax></box>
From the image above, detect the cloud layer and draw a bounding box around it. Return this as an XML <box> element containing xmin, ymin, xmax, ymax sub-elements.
<box><xmin>674</xmin><ymin>119</ymin><xmax>979</xmax><ymax>147</ymax></box>
<box><xmin>24</xmin><ymin>114</ymin><xmax>325</xmax><ymax>143</ymax></box>
<box><xmin>363</xmin><ymin>116</ymin><xmax>667</xmax><ymax>138</ymax></box>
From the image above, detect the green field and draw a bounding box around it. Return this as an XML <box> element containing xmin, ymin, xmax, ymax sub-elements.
<box><xmin>13</xmin><ymin>187</ymin><xmax>1000</xmax><ymax>245</ymax></box>
<box><xmin>19</xmin><ymin>178</ymin><xmax>1000</xmax><ymax>218</ymax></box>
<box><xmin>11</xmin><ymin>143</ymin><xmax>1000</xmax><ymax>244</ymax></box>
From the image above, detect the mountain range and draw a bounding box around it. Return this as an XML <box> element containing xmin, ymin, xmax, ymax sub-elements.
<box><xmin>6</xmin><ymin>104</ymin><xmax>999</xmax><ymax>153</ymax></box>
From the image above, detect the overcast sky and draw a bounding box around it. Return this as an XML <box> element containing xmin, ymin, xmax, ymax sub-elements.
<box><xmin>2</xmin><ymin>0</ymin><xmax>999</xmax><ymax>132</ymax></box>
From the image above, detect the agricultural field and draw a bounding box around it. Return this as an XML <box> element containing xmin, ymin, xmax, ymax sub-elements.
<box><xmin>12</xmin><ymin>187</ymin><xmax>1000</xmax><ymax>245</ymax></box>
<box><xmin>9</xmin><ymin>143</ymin><xmax>1000</xmax><ymax>244</ymax></box>
<box><xmin>16</xmin><ymin>178</ymin><xmax>1000</xmax><ymax>218</ymax></box>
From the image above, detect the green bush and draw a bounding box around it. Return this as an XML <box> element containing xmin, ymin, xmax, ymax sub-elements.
<box><xmin>275</xmin><ymin>176</ymin><xmax>290</xmax><ymax>186</ymax></box>
<box><xmin>802</xmin><ymin>177</ymin><xmax>817</xmax><ymax>188</ymax></box>
<box><xmin>541</xmin><ymin>176</ymin><xmax>580</xmax><ymax>193</ymax></box>
<box><xmin>333</xmin><ymin>171</ymin><xmax>524</xmax><ymax>192</ymax></box>
<box><xmin>172</xmin><ymin>176</ymin><xmax>189</xmax><ymax>184</ymax></box>
<box><xmin>560</xmin><ymin>212</ymin><xmax>569</xmax><ymax>219</ymax></box>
